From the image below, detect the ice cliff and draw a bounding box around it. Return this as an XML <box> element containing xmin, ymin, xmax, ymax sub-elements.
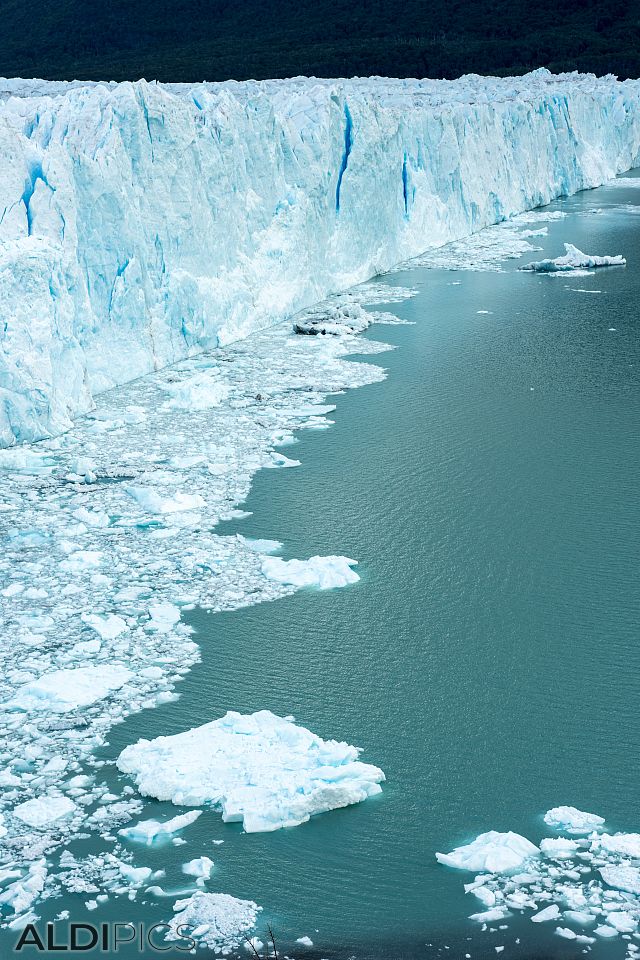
<box><xmin>1</xmin><ymin>69</ymin><xmax>640</xmax><ymax>445</ymax></box>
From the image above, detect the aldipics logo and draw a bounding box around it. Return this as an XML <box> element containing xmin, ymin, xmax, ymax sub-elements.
<box><xmin>14</xmin><ymin>922</ymin><xmax>196</xmax><ymax>953</ymax></box>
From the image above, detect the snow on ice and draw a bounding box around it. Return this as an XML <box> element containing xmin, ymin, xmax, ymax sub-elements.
<box><xmin>117</xmin><ymin>710</ymin><xmax>385</xmax><ymax>832</ymax></box>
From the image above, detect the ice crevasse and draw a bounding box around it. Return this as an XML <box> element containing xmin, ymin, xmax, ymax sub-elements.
<box><xmin>1</xmin><ymin>69</ymin><xmax>640</xmax><ymax>445</ymax></box>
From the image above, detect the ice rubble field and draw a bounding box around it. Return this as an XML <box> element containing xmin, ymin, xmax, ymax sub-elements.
<box><xmin>437</xmin><ymin>807</ymin><xmax>640</xmax><ymax>957</ymax></box>
<box><xmin>0</xmin><ymin>283</ymin><xmax>411</xmax><ymax>938</ymax></box>
<box><xmin>2</xmin><ymin>70</ymin><xmax>640</xmax><ymax>446</ymax></box>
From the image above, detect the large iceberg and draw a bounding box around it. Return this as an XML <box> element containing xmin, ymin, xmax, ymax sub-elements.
<box><xmin>1</xmin><ymin>70</ymin><xmax>640</xmax><ymax>445</ymax></box>
<box><xmin>117</xmin><ymin>709</ymin><xmax>385</xmax><ymax>832</ymax></box>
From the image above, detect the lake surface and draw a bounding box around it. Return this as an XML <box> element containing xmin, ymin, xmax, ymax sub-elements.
<box><xmin>30</xmin><ymin>174</ymin><xmax>640</xmax><ymax>958</ymax></box>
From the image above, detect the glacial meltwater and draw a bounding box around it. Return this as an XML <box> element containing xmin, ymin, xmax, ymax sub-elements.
<box><xmin>7</xmin><ymin>174</ymin><xmax>640</xmax><ymax>958</ymax></box>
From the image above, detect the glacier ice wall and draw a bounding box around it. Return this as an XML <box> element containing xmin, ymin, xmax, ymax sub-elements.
<box><xmin>1</xmin><ymin>69</ymin><xmax>639</xmax><ymax>445</ymax></box>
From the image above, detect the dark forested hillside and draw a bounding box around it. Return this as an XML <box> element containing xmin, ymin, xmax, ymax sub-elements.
<box><xmin>1</xmin><ymin>0</ymin><xmax>639</xmax><ymax>82</ymax></box>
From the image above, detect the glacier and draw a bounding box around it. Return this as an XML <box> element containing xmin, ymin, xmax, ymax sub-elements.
<box><xmin>2</xmin><ymin>70</ymin><xmax>640</xmax><ymax>445</ymax></box>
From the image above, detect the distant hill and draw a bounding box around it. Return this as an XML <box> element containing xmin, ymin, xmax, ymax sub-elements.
<box><xmin>1</xmin><ymin>0</ymin><xmax>638</xmax><ymax>82</ymax></box>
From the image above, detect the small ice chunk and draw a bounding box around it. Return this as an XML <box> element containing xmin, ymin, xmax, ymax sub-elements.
<box><xmin>148</xmin><ymin>603</ymin><xmax>181</xmax><ymax>632</ymax></box>
<box><xmin>532</xmin><ymin>905</ymin><xmax>561</xmax><ymax>923</ymax></box>
<box><xmin>296</xmin><ymin>936</ymin><xmax>314</xmax><ymax>946</ymax></box>
<box><xmin>119</xmin><ymin>810</ymin><xmax>202</xmax><ymax>845</ymax></box>
<box><xmin>13</xmin><ymin>796</ymin><xmax>77</xmax><ymax>827</ymax></box>
<box><xmin>594</xmin><ymin>925</ymin><xmax>619</xmax><ymax>938</ymax></box>
<box><xmin>81</xmin><ymin>614</ymin><xmax>128</xmax><ymax>640</ymax></box>
<box><xmin>469</xmin><ymin>906</ymin><xmax>510</xmax><ymax>923</ymax></box>
<box><xmin>594</xmin><ymin>834</ymin><xmax>640</xmax><ymax>858</ymax></box>
<box><xmin>240</xmin><ymin>537</ymin><xmax>283</xmax><ymax>555</ymax></box>
<box><xmin>555</xmin><ymin>927</ymin><xmax>577</xmax><ymax>940</ymax></box>
<box><xmin>118</xmin><ymin>709</ymin><xmax>384</xmax><ymax>832</ymax></box>
<box><xmin>262</xmin><ymin>555</ymin><xmax>359</xmax><ymax>590</ymax></box>
<box><xmin>126</xmin><ymin>486</ymin><xmax>205</xmax><ymax>514</ymax></box>
<box><xmin>182</xmin><ymin>857</ymin><xmax>214</xmax><ymax>880</ymax></box>
<box><xmin>540</xmin><ymin>838</ymin><xmax>580</xmax><ymax>859</ymax></box>
<box><xmin>118</xmin><ymin>863</ymin><xmax>153</xmax><ymax>886</ymax></box>
<box><xmin>436</xmin><ymin>831</ymin><xmax>539</xmax><ymax>873</ymax></box>
<box><xmin>59</xmin><ymin>550</ymin><xmax>103</xmax><ymax>573</ymax></box>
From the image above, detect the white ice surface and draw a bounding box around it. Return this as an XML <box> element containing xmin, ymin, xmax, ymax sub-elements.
<box><xmin>436</xmin><ymin>831</ymin><xmax>539</xmax><ymax>873</ymax></box>
<box><xmin>544</xmin><ymin>806</ymin><xmax>605</xmax><ymax>835</ymax></box>
<box><xmin>1</xmin><ymin>72</ymin><xmax>640</xmax><ymax>445</ymax></box>
<box><xmin>182</xmin><ymin>857</ymin><xmax>214</xmax><ymax>880</ymax></box>
<box><xmin>119</xmin><ymin>811</ymin><xmax>202</xmax><ymax>846</ymax></box>
<box><xmin>261</xmin><ymin>555</ymin><xmax>359</xmax><ymax>589</ymax></box>
<box><xmin>117</xmin><ymin>709</ymin><xmax>384</xmax><ymax>832</ymax></box>
<box><xmin>522</xmin><ymin>242</ymin><xmax>626</xmax><ymax>272</ymax></box>
<box><xmin>9</xmin><ymin>665</ymin><xmax>133</xmax><ymax>713</ymax></box>
<box><xmin>166</xmin><ymin>892</ymin><xmax>260</xmax><ymax>952</ymax></box>
<box><xmin>439</xmin><ymin>809</ymin><xmax>640</xmax><ymax>942</ymax></box>
<box><xmin>13</xmin><ymin>796</ymin><xmax>77</xmax><ymax>828</ymax></box>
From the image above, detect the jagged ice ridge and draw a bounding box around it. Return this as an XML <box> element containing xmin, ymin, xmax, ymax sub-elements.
<box><xmin>1</xmin><ymin>69</ymin><xmax>640</xmax><ymax>445</ymax></box>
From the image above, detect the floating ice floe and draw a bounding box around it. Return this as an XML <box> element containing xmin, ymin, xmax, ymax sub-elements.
<box><xmin>438</xmin><ymin>808</ymin><xmax>640</xmax><ymax>943</ymax></box>
<box><xmin>543</xmin><ymin>806</ymin><xmax>605</xmax><ymax>835</ymax></box>
<box><xmin>13</xmin><ymin>797</ymin><xmax>77</xmax><ymax>828</ymax></box>
<box><xmin>125</xmin><ymin>486</ymin><xmax>206</xmax><ymax>514</ymax></box>
<box><xmin>436</xmin><ymin>831</ymin><xmax>539</xmax><ymax>873</ymax></box>
<box><xmin>9</xmin><ymin>665</ymin><xmax>133</xmax><ymax>713</ymax></box>
<box><xmin>182</xmin><ymin>857</ymin><xmax>214</xmax><ymax>881</ymax></box>
<box><xmin>81</xmin><ymin>614</ymin><xmax>128</xmax><ymax>640</ymax></box>
<box><xmin>521</xmin><ymin>243</ymin><xmax>626</xmax><ymax>272</ymax></box>
<box><xmin>261</xmin><ymin>555</ymin><xmax>359</xmax><ymax>590</ymax></box>
<box><xmin>119</xmin><ymin>810</ymin><xmax>202</xmax><ymax>846</ymax></box>
<box><xmin>117</xmin><ymin>710</ymin><xmax>384</xmax><ymax>832</ymax></box>
<box><xmin>165</xmin><ymin>892</ymin><xmax>261</xmax><ymax>952</ymax></box>
<box><xmin>600</xmin><ymin>864</ymin><xmax>640</xmax><ymax>895</ymax></box>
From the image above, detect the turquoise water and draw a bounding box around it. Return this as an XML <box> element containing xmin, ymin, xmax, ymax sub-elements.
<box><xmin>20</xmin><ymin>175</ymin><xmax>640</xmax><ymax>957</ymax></box>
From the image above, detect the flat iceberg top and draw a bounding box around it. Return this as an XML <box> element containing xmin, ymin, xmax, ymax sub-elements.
<box><xmin>117</xmin><ymin>709</ymin><xmax>385</xmax><ymax>832</ymax></box>
<box><xmin>8</xmin><ymin>665</ymin><xmax>133</xmax><ymax>713</ymax></box>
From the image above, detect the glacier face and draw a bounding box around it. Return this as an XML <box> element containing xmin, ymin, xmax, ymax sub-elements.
<box><xmin>1</xmin><ymin>69</ymin><xmax>640</xmax><ymax>445</ymax></box>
